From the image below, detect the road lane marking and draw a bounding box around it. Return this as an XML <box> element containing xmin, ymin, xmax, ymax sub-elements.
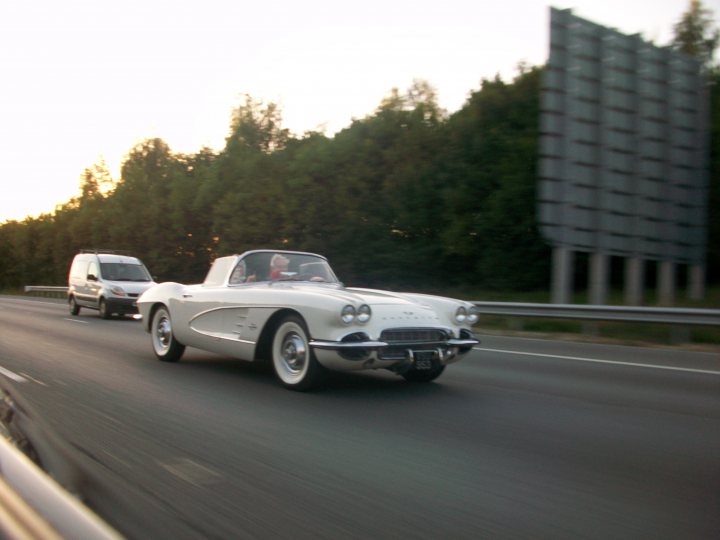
<box><xmin>19</xmin><ymin>372</ymin><xmax>48</xmax><ymax>386</ymax></box>
<box><xmin>0</xmin><ymin>366</ymin><xmax>28</xmax><ymax>383</ymax></box>
<box><xmin>159</xmin><ymin>458</ymin><xmax>221</xmax><ymax>487</ymax></box>
<box><xmin>64</xmin><ymin>318</ymin><xmax>89</xmax><ymax>324</ymax></box>
<box><xmin>473</xmin><ymin>347</ymin><xmax>720</xmax><ymax>376</ymax></box>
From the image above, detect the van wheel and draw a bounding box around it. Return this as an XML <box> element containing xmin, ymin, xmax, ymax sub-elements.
<box><xmin>99</xmin><ymin>298</ymin><xmax>111</xmax><ymax>319</ymax></box>
<box><xmin>68</xmin><ymin>296</ymin><xmax>80</xmax><ymax>316</ymax></box>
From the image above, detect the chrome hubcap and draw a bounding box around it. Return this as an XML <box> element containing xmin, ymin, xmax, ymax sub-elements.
<box><xmin>281</xmin><ymin>333</ymin><xmax>306</xmax><ymax>373</ymax></box>
<box><xmin>156</xmin><ymin>317</ymin><xmax>171</xmax><ymax>349</ymax></box>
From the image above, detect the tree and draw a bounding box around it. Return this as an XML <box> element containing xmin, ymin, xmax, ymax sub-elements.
<box><xmin>79</xmin><ymin>159</ymin><xmax>114</xmax><ymax>201</ymax></box>
<box><xmin>226</xmin><ymin>95</ymin><xmax>289</xmax><ymax>154</ymax></box>
<box><xmin>672</xmin><ymin>0</ymin><xmax>719</xmax><ymax>70</ymax></box>
<box><xmin>440</xmin><ymin>67</ymin><xmax>549</xmax><ymax>290</ymax></box>
<box><xmin>672</xmin><ymin>1</ymin><xmax>720</xmax><ymax>285</ymax></box>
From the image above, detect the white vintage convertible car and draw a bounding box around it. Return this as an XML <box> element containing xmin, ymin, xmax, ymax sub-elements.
<box><xmin>137</xmin><ymin>250</ymin><xmax>479</xmax><ymax>390</ymax></box>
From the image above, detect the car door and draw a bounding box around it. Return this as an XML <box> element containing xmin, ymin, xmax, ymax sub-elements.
<box><xmin>74</xmin><ymin>260</ymin><xmax>99</xmax><ymax>307</ymax></box>
<box><xmin>175</xmin><ymin>285</ymin><xmax>258</xmax><ymax>361</ymax></box>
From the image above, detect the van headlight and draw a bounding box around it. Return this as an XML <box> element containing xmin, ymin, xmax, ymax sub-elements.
<box><xmin>110</xmin><ymin>286</ymin><xmax>127</xmax><ymax>297</ymax></box>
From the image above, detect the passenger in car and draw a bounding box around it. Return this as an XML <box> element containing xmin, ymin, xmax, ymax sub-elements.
<box><xmin>269</xmin><ymin>254</ymin><xmax>290</xmax><ymax>280</ymax></box>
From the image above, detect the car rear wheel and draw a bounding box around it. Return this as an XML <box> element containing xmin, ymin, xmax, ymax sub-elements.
<box><xmin>151</xmin><ymin>305</ymin><xmax>185</xmax><ymax>362</ymax></box>
<box><xmin>68</xmin><ymin>296</ymin><xmax>80</xmax><ymax>316</ymax></box>
<box><xmin>401</xmin><ymin>364</ymin><xmax>445</xmax><ymax>383</ymax></box>
<box><xmin>271</xmin><ymin>316</ymin><xmax>322</xmax><ymax>391</ymax></box>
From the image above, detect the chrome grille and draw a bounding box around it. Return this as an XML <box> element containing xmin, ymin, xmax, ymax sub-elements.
<box><xmin>379</xmin><ymin>328</ymin><xmax>450</xmax><ymax>360</ymax></box>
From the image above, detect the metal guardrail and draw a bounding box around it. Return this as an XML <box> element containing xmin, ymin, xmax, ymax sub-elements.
<box><xmin>24</xmin><ymin>286</ymin><xmax>68</xmax><ymax>294</ymax></box>
<box><xmin>0</xmin><ymin>437</ymin><xmax>122</xmax><ymax>539</ymax></box>
<box><xmin>22</xmin><ymin>286</ymin><xmax>720</xmax><ymax>327</ymax></box>
<box><xmin>23</xmin><ymin>286</ymin><xmax>68</xmax><ymax>299</ymax></box>
<box><xmin>472</xmin><ymin>302</ymin><xmax>720</xmax><ymax>326</ymax></box>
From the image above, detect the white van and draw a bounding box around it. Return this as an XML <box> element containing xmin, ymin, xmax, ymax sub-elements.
<box><xmin>68</xmin><ymin>250</ymin><xmax>157</xmax><ymax>318</ymax></box>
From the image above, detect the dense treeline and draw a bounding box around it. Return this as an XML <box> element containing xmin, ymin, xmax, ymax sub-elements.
<box><xmin>1</xmin><ymin>64</ymin><xmax>718</xmax><ymax>294</ymax></box>
<box><xmin>0</xmin><ymin>68</ymin><xmax>552</xmax><ymax>292</ymax></box>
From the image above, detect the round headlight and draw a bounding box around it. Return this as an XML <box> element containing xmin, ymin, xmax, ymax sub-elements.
<box><xmin>467</xmin><ymin>306</ymin><xmax>479</xmax><ymax>324</ymax></box>
<box><xmin>357</xmin><ymin>304</ymin><xmax>372</xmax><ymax>323</ymax></box>
<box><xmin>455</xmin><ymin>306</ymin><xmax>467</xmax><ymax>323</ymax></box>
<box><xmin>341</xmin><ymin>305</ymin><xmax>356</xmax><ymax>324</ymax></box>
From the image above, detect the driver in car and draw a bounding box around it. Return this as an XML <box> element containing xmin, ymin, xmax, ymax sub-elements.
<box><xmin>269</xmin><ymin>254</ymin><xmax>290</xmax><ymax>280</ymax></box>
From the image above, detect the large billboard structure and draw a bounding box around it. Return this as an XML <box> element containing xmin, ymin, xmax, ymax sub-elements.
<box><xmin>538</xmin><ymin>8</ymin><xmax>709</xmax><ymax>304</ymax></box>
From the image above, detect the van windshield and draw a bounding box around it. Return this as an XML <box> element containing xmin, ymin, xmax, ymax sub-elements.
<box><xmin>100</xmin><ymin>263</ymin><xmax>151</xmax><ymax>282</ymax></box>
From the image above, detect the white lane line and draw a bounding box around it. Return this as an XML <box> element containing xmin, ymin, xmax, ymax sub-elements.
<box><xmin>159</xmin><ymin>458</ymin><xmax>222</xmax><ymax>487</ymax></box>
<box><xmin>473</xmin><ymin>347</ymin><xmax>720</xmax><ymax>376</ymax></box>
<box><xmin>64</xmin><ymin>318</ymin><xmax>89</xmax><ymax>324</ymax></box>
<box><xmin>0</xmin><ymin>366</ymin><xmax>29</xmax><ymax>383</ymax></box>
<box><xmin>19</xmin><ymin>372</ymin><xmax>48</xmax><ymax>386</ymax></box>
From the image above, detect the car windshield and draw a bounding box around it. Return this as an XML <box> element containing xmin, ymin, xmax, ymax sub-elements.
<box><xmin>232</xmin><ymin>252</ymin><xmax>339</xmax><ymax>284</ymax></box>
<box><xmin>100</xmin><ymin>262</ymin><xmax>152</xmax><ymax>282</ymax></box>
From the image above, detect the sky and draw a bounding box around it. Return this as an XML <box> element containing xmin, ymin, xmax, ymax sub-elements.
<box><xmin>0</xmin><ymin>0</ymin><xmax>714</xmax><ymax>223</ymax></box>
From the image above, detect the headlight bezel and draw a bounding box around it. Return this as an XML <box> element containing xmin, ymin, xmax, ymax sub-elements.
<box><xmin>356</xmin><ymin>304</ymin><xmax>372</xmax><ymax>323</ymax></box>
<box><xmin>110</xmin><ymin>286</ymin><xmax>127</xmax><ymax>297</ymax></box>
<box><xmin>340</xmin><ymin>304</ymin><xmax>372</xmax><ymax>325</ymax></box>
<box><xmin>341</xmin><ymin>305</ymin><xmax>356</xmax><ymax>324</ymax></box>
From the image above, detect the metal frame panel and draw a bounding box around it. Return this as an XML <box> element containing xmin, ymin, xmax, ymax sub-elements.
<box><xmin>538</xmin><ymin>8</ymin><xmax>709</xmax><ymax>264</ymax></box>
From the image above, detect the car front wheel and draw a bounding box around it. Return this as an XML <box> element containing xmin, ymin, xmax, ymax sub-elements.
<box><xmin>271</xmin><ymin>316</ymin><xmax>322</xmax><ymax>391</ymax></box>
<box><xmin>151</xmin><ymin>305</ymin><xmax>185</xmax><ymax>362</ymax></box>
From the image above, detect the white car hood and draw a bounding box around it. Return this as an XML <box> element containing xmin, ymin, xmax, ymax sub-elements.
<box><xmin>273</xmin><ymin>283</ymin><xmax>431</xmax><ymax>308</ymax></box>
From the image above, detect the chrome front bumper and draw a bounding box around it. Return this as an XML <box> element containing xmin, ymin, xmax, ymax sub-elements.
<box><xmin>309</xmin><ymin>333</ymin><xmax>479</xmax><ymax>372</ymax></box>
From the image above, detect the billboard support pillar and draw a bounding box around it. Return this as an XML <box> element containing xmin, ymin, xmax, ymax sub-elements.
<box><xmin>624</xmin><ymin>257</ymin><xmax>644</xmax><ymax>306</ymax></box>
<box><xmin>658</xmin><ymin>261</ymin><xmax>676</xmax><ymax>306</ymax></box>
<box><xmin>551</xmin><ymin>247</ymin><xmax>573</xmax><ymax>304</ymax></box>
<box><xmin>589</xmin><ymin>252</ymin><xmax>609</xmax><ymax>305</ymax></box>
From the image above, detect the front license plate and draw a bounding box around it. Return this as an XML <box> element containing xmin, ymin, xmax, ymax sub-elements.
<box><xmin>414</xmin><ymin>352</ymin><xmax>434</xmax><ymax>370</ymax></box>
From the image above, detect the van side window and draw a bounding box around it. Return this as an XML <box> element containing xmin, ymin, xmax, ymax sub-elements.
<box><xmin>87</xmin><ymin>262</ymin><xmax>99</xmax><ymax>280</ymax></box>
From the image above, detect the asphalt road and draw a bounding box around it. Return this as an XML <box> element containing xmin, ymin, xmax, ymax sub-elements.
<box><xmin>0</xmin><ymin>295</ymin><xmax>718</xmax><ymax>539</ymax></box>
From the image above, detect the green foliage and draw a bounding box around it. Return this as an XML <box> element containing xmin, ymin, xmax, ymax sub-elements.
<box><xmin>439</xmin><ymin>67</ymin><xmax>550</xmax><ymax>289</ymax></box>
<box><xmin>1</xmin><ymin>53</ymin><xmax>713</xmax><ymax>294</ymax></box>
<box><xmin>672</xmin><ymin>0</ymin><xmax>719</xmax><ymax>70</ymax></box>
